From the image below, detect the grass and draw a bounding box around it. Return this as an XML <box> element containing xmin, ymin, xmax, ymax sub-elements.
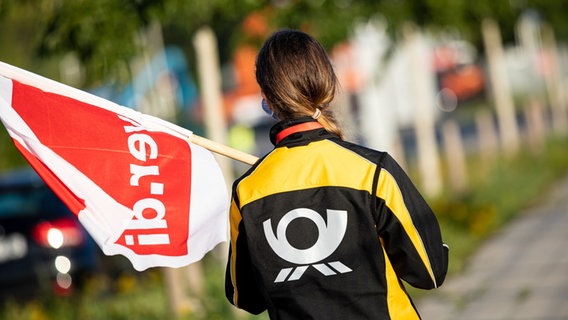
<box><xmin>0</xmin><ymin>254</ymin><xmax>266</xmax><ymax>320</ymax></box>
<box><xmin>431</xmin><ymin>135</ymin><xmax>568</xmax><ymax>274</ymax></box>
<box><xmin>0</xmin><ymin>270</ymin><xmax>169</xmax><ymax>320</ymax></box>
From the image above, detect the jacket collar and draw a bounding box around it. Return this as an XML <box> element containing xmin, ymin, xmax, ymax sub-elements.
<box><xmin>269</xmin><ymin>117</ymin><xmax>335</xmax><ymax>146</ymax></box>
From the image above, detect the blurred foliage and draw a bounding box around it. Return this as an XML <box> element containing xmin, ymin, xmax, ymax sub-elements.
<box><xmin>0</xmin><ymin>0</ymin><xmax>266</xmax><ymax>86</ymax></box>
<box><xmin>430</xmin><ymin>135</ymin><xmax>568</xmax><ymax>273</ymax></box>
<box><xmin>0</xmin><ymin>131</ymin><xmax>27</xmax><ymax>172</ymax></box>
<box><xmin>1</xmin><ymin>0</ymin><xmax>568</xmax><ymax>87</ymax></box>
<box><xmin>0</xmin><ymin>254</ymin><xmax>267</xmax><ymax>320</ymax></box>
<box><xmin>0</xmin><ymin>269</ymin><xmax>169</xmax><ymax>320</ymax></box>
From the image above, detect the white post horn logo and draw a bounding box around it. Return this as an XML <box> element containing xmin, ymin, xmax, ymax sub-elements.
<box><xmin>263</xmin><ymin>208</ymin><xmax>352</xmax><ymax>283</ymax></box>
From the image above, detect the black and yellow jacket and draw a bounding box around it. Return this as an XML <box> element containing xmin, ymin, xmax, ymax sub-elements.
<box><xmin>225</xmin><ymin>117</ymin><xmax>448</xmax><ymax>319</ymax></box>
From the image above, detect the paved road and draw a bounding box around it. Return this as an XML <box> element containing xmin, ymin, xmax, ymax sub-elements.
<box><xmin>416</xmin><ymin>176</ymin><xmax>568</xmax><ymax>320</ymax></box>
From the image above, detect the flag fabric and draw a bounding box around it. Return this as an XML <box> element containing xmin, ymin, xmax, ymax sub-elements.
<box><xmin>0</xmin><ymin>61</ymin><xmax>228</xmax><ymax>271</ymax></box>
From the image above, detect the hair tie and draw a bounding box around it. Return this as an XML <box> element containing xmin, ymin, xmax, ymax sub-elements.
<box><xmin>312</xmin><ymin>108</ymin><xmax>322</xmax><ymax>120</ymax></box>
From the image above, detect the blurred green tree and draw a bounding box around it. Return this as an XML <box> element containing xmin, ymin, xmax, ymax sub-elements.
<box><xmin>0</xmin><ymin>0</ymin><xmax>265</xmax><ymax>85</ymax></box>
<box><xmin>1</xmin><ymin>0</ymin><xmax>567</xmax><ymax>86</ymax></box>
<box><xmin>268</xmin><ymin>0</ymin><xmax>568</xmax><ymax>51</ymax></box>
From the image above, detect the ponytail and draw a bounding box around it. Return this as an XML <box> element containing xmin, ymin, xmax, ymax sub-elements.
<box><xmin>316</xmin><ymin>109</ymin><xmax>343</xmax><ymax>140</ymax></box>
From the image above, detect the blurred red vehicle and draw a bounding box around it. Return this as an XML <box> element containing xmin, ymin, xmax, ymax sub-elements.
<box><xmin>434</xmin><ymin>41</ymin><xmax>486</xmax><ymax>105</ymax></box>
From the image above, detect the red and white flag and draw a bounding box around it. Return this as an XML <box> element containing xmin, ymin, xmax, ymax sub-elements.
<box><xmin>0</xmin><ymin>61</ymin><xmax>228</xmax><ymax>271</ymax></box>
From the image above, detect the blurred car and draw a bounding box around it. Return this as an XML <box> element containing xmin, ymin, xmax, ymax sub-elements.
<box><xmin>433</xmin><ymin>40</ymin><xmax>486</xmax><ymax>108</ymax></box>
<box><xmin>0</xmin><ymin>167</ymin><xmax>100</xmax><ymax>301</ymax></box>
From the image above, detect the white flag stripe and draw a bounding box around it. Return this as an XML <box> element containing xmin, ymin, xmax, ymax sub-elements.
<box><xmin>187</xmin><ymin>142</ymin><xmax>229</xmax><ymax>261</ymax></box>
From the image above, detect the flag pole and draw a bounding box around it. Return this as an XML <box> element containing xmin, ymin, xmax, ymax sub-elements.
<box><xmin>188</xmin><ymin>134</ymin><xmax>259</xmax><ymax>166</ymax></box>
<box><xmin>0</xmin><ymin>61</ymin><xmax>259</xmax><ymax>166</ymax></box>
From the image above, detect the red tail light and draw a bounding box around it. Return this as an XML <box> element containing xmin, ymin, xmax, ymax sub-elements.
<box><xmin>32</xmin><ymin>217</ymin><xmax>85</xmax><ymax>248</ymax></box>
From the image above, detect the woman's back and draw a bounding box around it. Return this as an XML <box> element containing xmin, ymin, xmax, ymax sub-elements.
<box><xmin>229</xmin><ymin>120</ymin><xmax>426</xmax><ymax>319</ymax></box>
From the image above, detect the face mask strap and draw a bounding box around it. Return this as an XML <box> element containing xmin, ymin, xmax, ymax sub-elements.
<box><xmin>262</xmin><ymin>99</ymin><xmax>278</xmax><ymax>120</ymax></box>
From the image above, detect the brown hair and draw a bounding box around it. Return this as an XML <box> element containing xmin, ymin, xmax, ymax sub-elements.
<box><xmin>255</xmin><ymin>30</ymin><xmax>343</xmax><ymax>139</ymax></box>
